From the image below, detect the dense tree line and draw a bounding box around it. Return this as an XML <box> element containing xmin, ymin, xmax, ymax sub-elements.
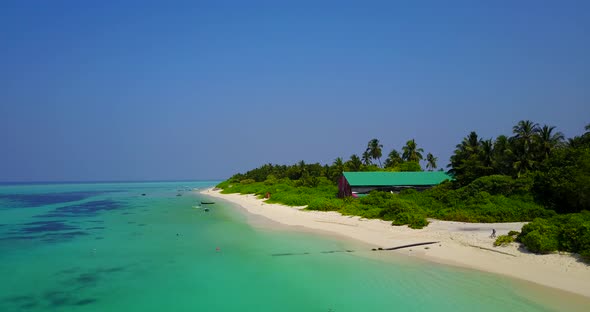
<box><xmin>449</xmin><ymin>120</ymin><xmax>589</xmax><ymax>214</ymax></box>
<box><xmin>220</xmin><ymin>121</ymin><xmax>590</xmax><ymax>260</ymax></box>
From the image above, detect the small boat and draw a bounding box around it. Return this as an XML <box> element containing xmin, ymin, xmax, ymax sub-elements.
<box><xmin>204</xmin><ymin>208</ymin><xmax>210</xmax><ymax>212</ymax></box>
<box><xmin>201</xmin><ymin>201</ymin><xmax>214</xmax><ymax>205</ymax></box>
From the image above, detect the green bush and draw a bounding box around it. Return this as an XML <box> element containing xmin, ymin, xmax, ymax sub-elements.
<box><xmin>307</xmin><ymin>198</ymin><xmax>344</xmax><ymax>211</ymax></box>
<box><xmin>507</xmin><ymin>230</ymin><xmax>520</xmax><ymax>237</ymax></box>
<box><xmin>516</xmin><ymin>212</ymin><xmax>590</xmax><ymax>260</ymax></box>
<box><xmin>494</xmin><ymin>235</ymin><xmax>515</xmax><ymax>246</ymax></box>
<box><xmin>392</xmin><ymin>213</ymin><xmax>429</xmax><ymax>229</ymax></box>
<box><xmin>520</xmin><ymin>230</ymin><xmax>559</xmax><ymax>254</ymax></box>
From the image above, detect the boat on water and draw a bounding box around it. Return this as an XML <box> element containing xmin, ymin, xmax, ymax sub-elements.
<box><xmin>201</xmin><ymin>201</ymin><xmax>215</xmax><ymax>205</ymax></box>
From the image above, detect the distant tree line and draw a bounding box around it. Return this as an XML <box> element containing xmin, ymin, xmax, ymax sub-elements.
<box><xmin>230</xmin><ymin>137</ymin><xmax>439</xmax><ymax>186</ymax></box>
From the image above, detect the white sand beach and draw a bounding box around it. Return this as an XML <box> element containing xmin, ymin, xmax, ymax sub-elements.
<box><xmin>201</xmin><ymin>188</ymin><xmax>590</xmax><ymax>298</ymax></box>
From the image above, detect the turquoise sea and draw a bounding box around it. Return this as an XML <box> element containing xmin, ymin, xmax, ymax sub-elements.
<box><xmin>1</xmin><ymin>181</ymin><xmax>588</xmax><ymax>312</ymax></box>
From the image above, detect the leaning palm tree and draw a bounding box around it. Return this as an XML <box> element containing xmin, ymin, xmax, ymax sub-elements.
<box><xmin>402</xmin><ymin>139</ymin><xmax>424</xmax><ymax>162</ymax></box>
<box><xmin>535</xmin><ymin>125</ymin><xmax>564</xmax><ymax>160</ymax></box>
<box><xmin>365</xmin><ymin>139</ymin><xmax>384</xmax><ymax>167</ymax></box>
<box><xmin>425</xmin><ymin>153</ymin><xmax>437</xmax><ymax>171</ymax></box>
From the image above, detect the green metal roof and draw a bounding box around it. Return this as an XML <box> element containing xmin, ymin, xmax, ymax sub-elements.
<box><xmin>343</xmin><ymin>171</ymin><xmax>452</xmax><ymax>186</ymax></box>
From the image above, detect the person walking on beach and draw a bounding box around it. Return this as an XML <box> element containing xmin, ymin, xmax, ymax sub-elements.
<box><xmin>491</xmin><ymin>228</ymin><xmax>496</xmax><ymax>238</ymax></box>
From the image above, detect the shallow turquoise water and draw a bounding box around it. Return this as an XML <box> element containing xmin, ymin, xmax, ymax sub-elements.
<box><xmin>0</xmin><ymin>182</ymin><xmax>587</xmax><ymax>311</ymax></box>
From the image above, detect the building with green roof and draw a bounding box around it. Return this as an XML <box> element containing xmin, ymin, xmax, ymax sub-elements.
<box><xmin>338</xmin><ymin>171</ymin><xmax>452</xmax><ymax>198</ymax></box>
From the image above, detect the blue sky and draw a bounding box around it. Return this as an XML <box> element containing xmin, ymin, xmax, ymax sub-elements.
<box><xmin>1</xmin><ymin>1</ymin><xmax>588</xmax><ymax>182</ymax></box>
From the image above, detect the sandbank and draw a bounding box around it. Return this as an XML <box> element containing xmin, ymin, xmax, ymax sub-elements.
<box><xmin>200</xmin><ymin>188</ymin><xmax>590</xmax><ymax>298</ymax></box>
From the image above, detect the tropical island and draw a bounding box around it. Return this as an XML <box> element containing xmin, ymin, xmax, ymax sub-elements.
<box><xmin>215</xmin><ymin>120</ymin><xmax>590</xmax><ymax>261</ymax></box>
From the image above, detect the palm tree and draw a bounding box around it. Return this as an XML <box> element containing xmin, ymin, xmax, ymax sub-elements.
<box><xmin>448</xmin><ymin>131</ymin><xmax>482</xmax><ymax>183</ymax></box>
<box><xmin>511</xmin><ymin>120</ymin><xmax>540</xmax><ymax>174</ymax></box>
<box><xmin>345</xmin><ymin>154</ymin><xmax>362</xmax><ymax>171</ymax></box>
<box><xmin>450</xmin><ymin>132</ymin><xmax>480</xmax><ymax>165</ymax></box>
<box><xmin>331</xmin><ymin>157</ymin><xmax>344</xmax><ymax>181</ymax></box>
<box><xmin>491</xmin><ymin>135</ymin><xmax>515</xmax><ymax>175</ymax></box>
<box><xmin>512</xmin><ymin>153</ymin><xmax>535</xmax><ymax>177</ymax></box>
<box><xmin>583</xmin><ymin>123</ymin><xmax>590</xmax><ymax>139</ymax></box>
<box><xmin>365</xmin><ymin>139</ymin><xmax>384</xmax><ymax>167</ymax></box>
<box><xmin>298</xmin><ymin>160</ymin><xmax>306</xmax><ymax>177</ymax></box>
<box><xmin>384</xmin><ymin>149</ymin><xmax>402</xmax><ymax>168</ymax></box>
<box><xmin>361</xmin><ymin>151</ymin><xmax>372</xmax><ymax>166</ymax></box>
<box><xmin>402</xmin><ymin>139</ymin><xmax>424</xmax><ymax>162</ymax></box>
<box><xmin>463</xmin><ymin>131</ymin><xmax>481</xmax><ymax>154</ymax></box>
<box><xmin>513</xmin><ymin>120</ymin><xmax>539</xmax><ymax>150</ymax></box>
<box><xmin>535</xmin><ymin>125</ymin><xmax>564</xmax><ymax>160</ymax></box>
<box><xmin>479</xmin><ymin>139</ymin><xmax>494</xmax><ymax>168</ymax></box>
<box><xmin>426</xmin><ymin>153</ymin><xmax>437</xmax><ymax>171</ymax></box>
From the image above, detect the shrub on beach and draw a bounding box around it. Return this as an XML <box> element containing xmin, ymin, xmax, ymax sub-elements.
<box><xmin>517</xmin><ymin>212</ymin><xmax>590</xmax><ymax>260</ymax></box>
<box><xmin>391</xmin><ymin>213</ymin><xmax>429</xmax><ymax>229</ymax></box>
<box><xmin>507</xmin><ymin>230</ymin><xmax>520</xmax><ymax>237</ymax></box>
<box><xmin>520</xmin><ymin>230</ymin><xmax>559</xmax><ymax>254</ymax></box>
<box><xmin>493</xmin><ymin>235</ymin><xmax>515</xmax><ymax>247</ymax></box>
<box><xmin>307</xmin><ymin>198</ymin><xmax>344</xmax><ymax>211</ymax></box>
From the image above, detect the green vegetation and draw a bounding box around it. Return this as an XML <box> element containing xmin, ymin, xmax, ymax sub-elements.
<box><xmin>218</xmin><ymin>121</ymin><xmax>590</xmax><ymax>259</ymax></box>
<box><xmin>494</xmin><ymin>231</ymin><xmax>519</xmax><ymax>247</ymax></box>
<box><xmin>517</xmin><ymin>212</ymin><xmax>590</xmax><ymax>260</ymax></box>
<box><xmin>494</xmin><ymin>235</ymin><xmax>516</xmax><ymax>247</ymax></box>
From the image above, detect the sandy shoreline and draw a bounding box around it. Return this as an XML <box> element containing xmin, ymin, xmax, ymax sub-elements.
<box><xmin>200</xmin><ymin>188</ymin><xmax>590</xmax><ymax>298</ymax></box>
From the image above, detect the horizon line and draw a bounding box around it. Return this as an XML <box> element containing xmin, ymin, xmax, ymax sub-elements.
<box><xmin>0</xmin><ymin>178</ymin><xmax>225</xmax><ymax>186</ymax></box>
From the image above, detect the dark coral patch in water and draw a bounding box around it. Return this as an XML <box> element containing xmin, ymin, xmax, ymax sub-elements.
<box><xmin>3</xmin><ymin>294</ymin><xmax>36</xmax><ymax>303</ymax></box>
<box><xmin>85</xmin><ymin>226</ymin><xmax>105</xmax><ymax>230</ymax></box>
<box><xmin>2</xmin><ymin>294</ymin><xmax>39</xmax><ymax>309</ymax></box>
<box><xmin>44</xmin><ymin>290</ymin><xmax>73</xmax><ymax>307</ymax></box>
<box><xmin>76</xmin><ymin>273</ymin><xmax>99</xmax><ymax>285</ymax></box>
<box><xmin>56</xmin><ymin>267</ymin><xmax>79</xmax><ymax>275</ymax></box>
<box><xmin>0</xmin><ymin>191</ymin><xmax>108</xmax><ymax>208</ymax></box>
<box><xmin>2</xmin><ymin>230</ymin><xmax>90</xmax><ymax>244</ymax></box>
<box><xmin>37</xmin><ymin>200</ymin><xmax>123</xmax><ymax>218</ymax></box>
<box><xmin>75</xmin><ymin>298</ymin><xmax>97</xmax><ymax>306</ymax></box>
<box><xmin>18</xmin><ymin>220</ymin><xmax>79</xmax><ymax>234</ymax></box>
<box><xmin>39</xmin><ymin>231</ymin><xmax>90</xmax><ymax>243</ymax></box>
<box><xmin>99</xmin><ymin>266</ymin><xmax>125</xmax><ymax>273</ymax></box>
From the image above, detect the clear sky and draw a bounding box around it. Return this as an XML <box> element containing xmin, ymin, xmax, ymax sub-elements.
<box><xmin>1</xmin><ymin>1</ymin><xmax>588</xmax><ymax>182</ymax></box>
